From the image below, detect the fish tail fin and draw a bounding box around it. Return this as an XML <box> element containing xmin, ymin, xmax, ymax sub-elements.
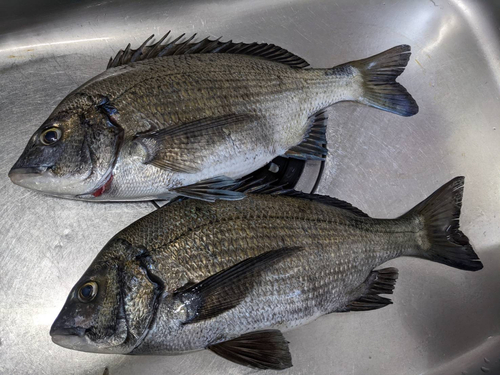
<box><xmin>333</xmin><ymin>45</ymin><xmax>418</xmax><ymax>116</ymax></box>
<box><xmin>402</xmin><ymin>176</ymin><xmax>483</xmax><ymax>271</ymax></box>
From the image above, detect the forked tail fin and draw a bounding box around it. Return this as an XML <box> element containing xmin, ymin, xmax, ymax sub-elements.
<box><xmin>402</xmin><ymin>176</ymin><xmax>483</xmax><ymax>271</ymax></box>
<box><xmin>333</xmin><ymin>45</ymin><xmax>419</xmax><ymax>116</ymax></box>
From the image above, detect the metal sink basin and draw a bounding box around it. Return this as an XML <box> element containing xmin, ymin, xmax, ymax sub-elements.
<box><xmin>1</xmin><ymin>0</ymin><xmax>499</xmax><ymax>374</ymax></box>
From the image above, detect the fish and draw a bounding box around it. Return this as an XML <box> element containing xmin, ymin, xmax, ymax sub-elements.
<box><xmin>50</xmin><ymin>176</ymin><xmax>481</xmax><ymax>369</ymax></box>
<box><xmin>9</xmin><ymin>32</ymin><xmax>418</xmax><ymax>201</ymax></box>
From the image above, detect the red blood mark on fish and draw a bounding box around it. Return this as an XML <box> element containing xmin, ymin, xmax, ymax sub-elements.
<box><xmin>92</xmin><ymin>174</ymin><xmax>113</xmax><ymax>197</ymax></box>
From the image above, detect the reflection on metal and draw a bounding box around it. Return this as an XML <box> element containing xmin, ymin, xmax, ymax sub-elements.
<box><xmin>451</xmin><ymin>0</ymin><xmax>500</xmax><ymax>87</ymax></box>
<box><xmin>0</xmin><ymin>37</ymin><xmax>113</xmax><ymax>53</ymax></box>
<box><xmin>422</xmin><ymin>16</ymin><xmax>457</xmax><ymax>54</ymax></box>
<box><xmin>1</xmin><ymin>0</ymin><xmax>499</xmax><ymax>374</ymax></box>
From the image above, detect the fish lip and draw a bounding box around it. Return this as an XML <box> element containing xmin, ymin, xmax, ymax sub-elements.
<box><xmin>50</xmin><ymin>326</ymin><xmax>92</xmax><ymax>351</ymax></box>
<box><xmin>50</xmin><ymin>326</ymin><xmax>86</xmax><ymax>338</ymax></box>
<box><xmin>50</xmin><ymin>326</ymin><xmax>86</xmax><ymax>350</ymax></box>
<box><xmin>9</xmin><ymin>166</ymin><xmax>53</xmax><ymax>186</ymax></box>
<box><xmin>8</xmin><ymin>166</ymin><xmax>48</xmax><ymax>178</ymax></box>
<box><xmin>8</xmin><ymin>166</ymin><xmax>50</xmax><ymax>186</ymax></box>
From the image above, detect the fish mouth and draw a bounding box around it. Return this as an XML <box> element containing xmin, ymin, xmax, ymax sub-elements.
<box><xmin>8</xmin><ymin>166</ymin><xmax>54</xmax><ymax>190</ymax></box>
<box><xmin>8</xmin><ymin>166</ymin><xmax>48</xmax><ymax>183</ymax></box>
<box><xmin>50</xmin><ymin>325</ymin><xmax>112</xmax><ymax>353</ymax></box>
<box><xmin>9</xmin><ymin>164</ymin><xmax>93</xmax><ymax>196</ymax></box>
<box><xmin>50</xmin><ymin>326</ymin><xmax>86</xmax><ymax>338</ymax></box>
<box><xmin>50</xmin><ymin>326</ymin><xmax>89</xmax><ymax>351</ymax></box>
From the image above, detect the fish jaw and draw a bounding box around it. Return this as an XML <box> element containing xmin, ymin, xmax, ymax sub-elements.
<box><xmin>50</xmin><ymin>298</ymin><xmax>132</xmax><ymax>354</ymax></box>
<box><xmin>50</xmin><ymin>325</ymin><xmax>131</xmax><ymax>354</ymax></box>
<box><xmin>50</xmin><ymin>326</ymin><xmax>93</xmax><ymax>352</ymax></box>
<box><xmin>8</xmin><ymin>165</ymin><xmax>94</xmax><ymax>197</ymax></box>
<box><xmin>50</xmin><ymin>308</ymin><xmax>95</xmax><ymax>352</ymax></box>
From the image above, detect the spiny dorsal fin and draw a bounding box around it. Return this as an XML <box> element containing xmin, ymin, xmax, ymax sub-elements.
<box><xmin>107</xmin><ymin>32</ymin><xmax>310</xmax><ymax>69</ymax></box>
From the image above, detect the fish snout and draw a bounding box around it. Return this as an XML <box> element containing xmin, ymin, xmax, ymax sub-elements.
<box><xmin>50</xmin><ymin>319</ymin><xmax>89</xmax><ymax>351</ymax></box>
<box><xmin>50</xmin><ymin>331</ymin><xmax>87</xmax><ymax>351</ymax></box>
<box><xmin>8</xmin><ymin>164</ymin><xmax>91</xmax><ymax>196</ymax></box>
<box><xmin>8</xmin><ymin>166</ymin><xmax>48</xmax><ymax>187</ymax></box>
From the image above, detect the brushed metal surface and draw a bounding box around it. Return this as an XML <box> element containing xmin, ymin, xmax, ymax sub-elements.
<box><xmin>1</xmin><ymin>1</ymin><xmax>499</xmax><ymax>374</ymax></box>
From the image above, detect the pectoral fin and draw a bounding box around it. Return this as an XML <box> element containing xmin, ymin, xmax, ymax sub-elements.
<box><xmin>175</xmin><ymin>247</ymin><xmax>302</xmax><ymax>324</ymax></box>
<box><xmin>208</xmin><ymin>330</ymin><xmax>292</xmax><ymax>370</ymax></box>
<box><xmin>134</xmin><ymin>114</ymin><xmax>256</xmax><ymax>174</ymax></box>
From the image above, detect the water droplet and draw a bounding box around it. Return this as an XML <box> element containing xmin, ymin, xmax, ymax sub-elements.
<box><xmin>485</xmin><ymin>358</ymin><xmax>490</xmax><ymax>363</ymax></box>
<box><xmin>481</xmin><ymin>366</ymin><xmax>490</xmax><ymax>373</ymax></box>
<box><xmin>493</xmin><ymin>127</ymin><xmax>497</xmax><ymax>131</ymax></box>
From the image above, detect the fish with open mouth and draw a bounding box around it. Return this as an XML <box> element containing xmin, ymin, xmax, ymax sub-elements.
<box><xmin>50</xmin><ymin>177</ymin><xmax>481</xmax><ymax>369</ymax></box>
<box><xmin>9</xmin><ymin>32</ymin><xmax>418</xmax><ymax>201</ymax></box>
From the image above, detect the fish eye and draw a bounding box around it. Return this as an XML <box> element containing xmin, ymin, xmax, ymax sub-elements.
<box><xmin>40</xmin><ymin>127</ymin><xmax>62</xmax><ymax>145</ymax></box>
<box><xmin>78</xmin><ymin>281</ymin><xmax>98</xmax><ymax>302</ymax></box>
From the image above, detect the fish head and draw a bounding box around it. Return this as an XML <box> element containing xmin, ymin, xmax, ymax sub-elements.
<box><xmin>51</xmin><ymin>240</ymin><xmax>159</xmax><ymax>353</ymax></box>
<box><xmin>9</xmin><ymin>100</ymin><xmax>123</xmax><ymax>199</ymax></box>
<box><xmin>50</xmin><ymin>263</ymin><xmax>130</xmax><ymax>353</ymax></box>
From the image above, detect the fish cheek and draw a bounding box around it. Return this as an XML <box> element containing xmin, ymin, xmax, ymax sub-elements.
<box><xmin>83</xmin><ymin>109</ymin><xmax>124</xmax><ymax>190</ymax></box>
<box><xmin>121</xmin><ymin>260</ymin><xmax>159</xmax><ymax>341</ymax></box>
<box><xmin>49</xmin><ymin>119</ymin><xmax>92</xmax><ymax>179</ymax></box>
<box><xmin>86</xmin><ymin>268</ymin><xmax>127</xmax><ymax>348</ymax></box>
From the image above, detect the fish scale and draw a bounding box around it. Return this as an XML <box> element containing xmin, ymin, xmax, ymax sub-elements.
<box><xmin>119</xmin><ymin>195</ymin><xmax>405</xmax><ymax>288</ymax></box>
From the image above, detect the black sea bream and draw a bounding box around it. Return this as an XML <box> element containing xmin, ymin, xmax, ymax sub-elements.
<box><xmin>50</xmin><ymin>177</ymin><xmax>481</xmax><ymax>370</ymax></box>
<box><xmin>10</xmin><ymin>33</ymin><xmax>418</xmax><ymax>201</ymax></box>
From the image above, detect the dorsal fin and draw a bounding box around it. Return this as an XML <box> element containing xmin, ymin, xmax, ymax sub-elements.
<box><xmin>232</xmin><ymin>179</ymin><xmax>369</xmax><ymax>217</ymax></box>
<box><xmin>107</xmin><ymin>32</ymin><xmax>310</xmax><ymax>69</ymax></box>
<box><xmin>274</xmin><ymin>190</ymin><xmax>369</xmax><ymax>217</ymax></box>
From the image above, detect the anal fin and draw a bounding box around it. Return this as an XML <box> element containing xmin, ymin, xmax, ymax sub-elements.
<box><xmin>208</xmin><ymin>330</ymin><xmax>292</xmax><ymax>370</ymax></box>
<box><xmin>346</xmin><ymin>267</ymin><xmax>399</xmax><ymax>311</ymax></box>
<box><xmin>285</xmin><ymin>109</ymin><xmax>328</xmax><ymax>161</ymax></box>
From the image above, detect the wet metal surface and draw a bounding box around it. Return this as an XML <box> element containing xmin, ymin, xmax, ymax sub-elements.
<box><xmin>1</xmin><ymin>0</ymin><xmax>500</xmax><ymax>374</ymax></box>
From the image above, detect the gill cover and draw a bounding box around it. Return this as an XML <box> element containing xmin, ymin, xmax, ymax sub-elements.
<box><xmin>79</xmin><ymin>97</ymin><xmax>124</xmax><ymax>197</ymax></box>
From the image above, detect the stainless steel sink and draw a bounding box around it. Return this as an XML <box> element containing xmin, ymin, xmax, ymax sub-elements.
<box><xmin>1</xmin><ymin>0</ymin><xmax>499</xmax><ymax>374</ymax></box>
